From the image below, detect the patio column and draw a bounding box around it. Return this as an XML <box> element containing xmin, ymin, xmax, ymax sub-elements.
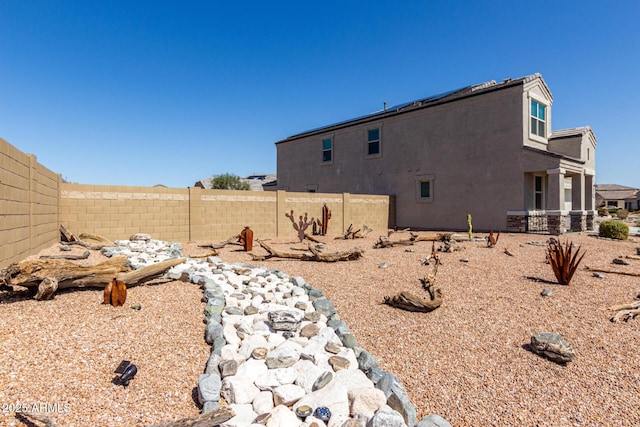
<box><xmin>547</xmin><ymin>168</ymin><xmax>567</xmax><ymax>235</ymax></box>
<box><xmin>569</xmin><ymin>173</ymin><xmax>587</xmax><ymax>232</ymax></box>
<box><xmin>584</xmin><ymin>171</ymin><xmax>596</xmax><ymax>230</ymax></box>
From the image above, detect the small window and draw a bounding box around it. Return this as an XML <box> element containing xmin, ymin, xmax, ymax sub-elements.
<box><xmin>367</xmin><ymin>128</ymin><xmax>380</xmax><ymax>156</ymax></box>
<box><xmin>416</xmin><ymin>177</ymin><xmax>434</xmax><ymax>202</ymax></box>
<box><xmin>322</xmin><ymin>138</ymin><xmax>332</xmax><ymax>162</ymax></box>
<box><xmin>531</xmin><ymin>100</ymin><xmax>546</xmax><ymax>137</ymax></box>
<box><xmin>534</xmin><ymin>175</ymin><xmax>544</xmax><ymax>210</ymax></box>
<box><xmin>420</xmin><ymin>181</ymin><xmax>430</xmax><ymax>199</ymax></box>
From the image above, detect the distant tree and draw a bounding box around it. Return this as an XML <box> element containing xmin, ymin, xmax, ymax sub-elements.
<box><xmin>210</xmin><ymin>173</ymin><xmax>250</xmax><ymax>190</ymax></box>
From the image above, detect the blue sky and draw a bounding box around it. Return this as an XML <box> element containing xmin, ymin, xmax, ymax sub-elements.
<box><xmin>1</xmin><ymin>1</ymin><xmax>639</xmax><ymax>188</ymax></box>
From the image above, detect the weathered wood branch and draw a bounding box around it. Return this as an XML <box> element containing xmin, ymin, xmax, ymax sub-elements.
<box><xmin>251</xmin><ymin>240</ymin><xmax>363</xmax><ymax>262</ymax></box>
<box><xmin>40</xmin><ymin>250</ymin><xmax>91</xmax><ymax>260</ymax></box>
<box><xmin>585</xmin><ymin>266</ymin><xmax>640</xmax><ymax>277</ymax></box>
<box><xmin>148</xmin><ymin>406</ymin><xmax>235</xmax><ymax>427</ymax></box>
<box><xmin>1</xmin><ymin>256</ymin><xmax>186</xmax><ymax>299</ymax></box>
<box><xmin>17</xmin><ymin>412</ymin><xmax>60</xmax><ymax>427</ymax></box>
<box><xmin>198</xmin><ymin>237</ymin><xmax>241</xmax><ymax>250</ymax></box>
<box><xmin>607</xmin><ymin>300</ymin><xmax>640</xmax><ymax>322</ymax></box>
<box><xmin>383</xmin><ymin>289</ymin><xmax>442</xmax><ymax>312</ymax></box>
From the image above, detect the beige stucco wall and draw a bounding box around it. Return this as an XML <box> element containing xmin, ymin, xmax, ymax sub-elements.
<box><xmin>277</xmin><ymin>83</ymin><xmax>527</xmax><ymax>231</ymax></box>
<box><xmin>0</xmin><ymin>137</ymin><xmax>60</xmax><ymax>269</ymax></box>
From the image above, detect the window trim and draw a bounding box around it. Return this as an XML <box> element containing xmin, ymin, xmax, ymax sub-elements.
<box><xmin>321</xmin><ymin>137</ymin><xmax>333</xmax><ymax>164</ymax></box>
<box><xmin>415</xmin><ymin>174</ymin><xmax>435</xmax><ymax>203</ymax></box>
<box><xmin>365</xmin><ymin>126</ymin><xmax>382</xmax><ymax>158</ymax></box>
<box><xmin>529</xmin><ymin>97</ymin><xmax>548</xmax><ymax>142</ymax></box>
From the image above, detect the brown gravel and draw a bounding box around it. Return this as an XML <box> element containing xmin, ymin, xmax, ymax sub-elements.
<box><xmin>2</xmin><ymin>231</ymin><xmax>640</xmax><ymax>426</ymax></box>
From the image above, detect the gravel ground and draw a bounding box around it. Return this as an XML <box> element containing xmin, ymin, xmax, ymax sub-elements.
<box><xmin>1</xmin><ymin>230</ymin><xmax>640</xmax><ymax>426</ymax></box>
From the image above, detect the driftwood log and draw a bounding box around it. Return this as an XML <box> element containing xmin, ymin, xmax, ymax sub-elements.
<box><xmin>337</xmin><ymin>224</ymin><xmax>372</xmax><ymax>240</ymax></box>
<box><xmin>198</xmin><ymin>237</ymin><xmax>241</xmax><ymax>250</ymax></box>
<box><xmin>374</xmin><ymin>232</ymin><xmax>450</xmax><ymax>249</ymax></box>
<box><xmin>585</xmin><ymin>266</ymin><xmax>640</xmax><ymax>277</ymax></box>
<box><xmin>607</xmin><ymin>300</ymin><xmax>640</xmax><ymax>322</ymax></box>
<box><xmin>383</xmin><ymin>255</ymin><xmax>443</xmax><ymax>312</ymax></box>
<box><xmin>1</xmin><ymin>256</ymin><xmax>186</xmax><ymax>300</ymax></box>
<box><xmin>383</xmin><ymin>288</ymin><xmax>442</xmax><ymax>312</ymax></box>
<box><xmin>250</xmin><ymin>240</ymin><xmax>363</xmax><ymax>262</ymax></box>
<box><xmin>40</xmin><ymin>250</ymin><xmax>91</xmax><ymax>260</ymax></box>
<box><xmin>148</xmin><ymin>406</ymin><xmax>234</xmax><ymax>427</ymax></box>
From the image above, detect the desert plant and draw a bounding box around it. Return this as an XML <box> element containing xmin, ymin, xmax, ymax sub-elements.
<box><xmin>598</xmin><ymin>220</ymin><xmax>629</xmax><ymax>240</ymax></box>
<box><xmin>597</xmin><ymin>208</ymin><xmax>608</xmax><ymax>217</ymax></box>
<box><xmin>210</xmin><ymin>173</ymin><xmax>250</xmax><ymax>190</ymax></box>
<box><xmin>467</xmin><ymin>213</ymin><xmax>473</xmax><ymax>240</ymax></box>
<box><xmin>616</xmin><ymin>208</ymin><xmax>629</xmax><ymax>220</ymax></box>
<box><xmin>546</xmin><ymin>239</ymin><xmax>586</xmax><ymax>286</ymax></box>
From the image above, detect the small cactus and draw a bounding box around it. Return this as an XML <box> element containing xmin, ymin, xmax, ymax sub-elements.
<box><xmin>467</xmin><ymin>213</ymin><xmax>473</xmax><ymax>240</ymax></box>
<box><xmin>285</xmin><ymin>210</ymin><xmax>314</xmax><ymax>242</ymax></box>
<box><xmin>315</xmin><ymin>204</ymin><xmax>332</xmax><ymax>236</ymax></box>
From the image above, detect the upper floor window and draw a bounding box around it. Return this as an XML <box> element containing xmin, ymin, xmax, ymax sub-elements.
<box><xmin>322</xmin><ymin>138</ymin><xmax>332</xmax><ymax>162</ymax></box>
<box><xmin>367</xmin><ymin>128</ymin><xmax>380</xmax><ymax>156</ymax></box>
<box><xmin>531</xmin><ymin>100</ymin><xmax>546</xmax><ymax>137</ymax></box>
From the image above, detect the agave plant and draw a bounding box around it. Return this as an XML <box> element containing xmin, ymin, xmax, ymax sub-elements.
<box><xmin>546</xmin><ymin>239</ymin><xmax>586</xmax><ymax>286</ymax></box>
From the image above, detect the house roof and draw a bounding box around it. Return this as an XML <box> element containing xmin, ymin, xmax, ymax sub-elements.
<box><xmin>277</xmin><ymin>73</ymin><xmax>551</xmax><ymax>143</ymax></box>
<box><xmin>194</xmin><ymin>174</ymin><xmax>277</xmax><ymax>191</ymax></box>
<box><xmin>595</xmin><ymin>184</ymin><xmax>639</xmax><ymax>201</ymax></box>
<box><xmin>550</xmin><ymin>127</ymin><xmax>598</xmax><ymax>145</ymax></box>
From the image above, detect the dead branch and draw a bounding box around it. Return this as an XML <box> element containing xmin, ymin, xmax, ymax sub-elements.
<box><xmin>148</xmin><ymin>406</ymin><xmax>235</xmax><ymax>427</ymax></box>
<box><xmin>78</xmin><ymin>232</ymin><xmax>116</xmax><ymax>247</ymax></box>
<box><xmin>17</xmin><ymin>412</ymin><xmax>60</xmax><ymax>427</ymax></box>
<box><xmin>40</xmin><ymin>250</ymin><xmax>90</xmax><ymax>260</ymax></box>
<box><xmin>1</xmin><ymin>256</ymin><xmax>186</xmax><ymax>299</ymax></box>
<box><xmin>198</xmin><ymin>237</ymin><xmax>241</xmax><ymax>250</ymax></box>
<box><xmin>384</xmin><ymin>252</ymin><xmax>442</xmax><ymax>312</ymax></box>
<box><xmin>304</xmin><ymin>233</ymin><xmax>322</xmax><ymax>243</ymax></box>
<box><xmin>624</xmin><ymin>255</ymin><xmax>640</xmax><ymax>261</ymax></box>
<box><xmin>251</xmin><ymin>240</ymin><xmax>363</xmax><ymax>262</ymax></box>
<box><xmin>607</xmin><ymin>300</ymin><xmax>640</xmax><ymax>322</ymax></box>
<box><xmin>189</xmin><ymin>251</ymin><xmax>218</xmax><ymax>259</ymax></box>
<box><xmin>585</xmin><ymin>266</ymin><xmax>640</xmax><ymax>277</ymax></box>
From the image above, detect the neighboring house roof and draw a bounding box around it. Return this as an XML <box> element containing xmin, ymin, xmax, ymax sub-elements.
<box><xmin>194</xmin><ymin>174</ymin><xmax>277</xmax><ymax>191</ymax></box>
<box><xmin>278</xmin><ymin>73</ymin><xmax>551</xmax><ymax>143</ymax></box>
<box><xmin>550</xmin><ymin>127</ymin><xmax>598</xmax><ymax>145</ymax></box>
<box><xmin>595</xmin><ymin>184</ymin><xmax>639</xmax><ymax>201</ymax></box>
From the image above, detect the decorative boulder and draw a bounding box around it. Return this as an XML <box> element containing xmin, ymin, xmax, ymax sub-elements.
<box><xmin>530</xmin><ymin>332</ymin><xmax>574</xmax><ymax>364</ymax></box>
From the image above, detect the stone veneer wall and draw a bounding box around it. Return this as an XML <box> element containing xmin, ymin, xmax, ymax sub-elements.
<box><xmin>0</xmin><ymin>138</ymin><xmax>60</xmax><ymax>269</ymax></box>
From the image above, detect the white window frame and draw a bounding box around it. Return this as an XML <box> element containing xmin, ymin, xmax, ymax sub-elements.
<box><xmin>529</xmin><ymin>97</ymin><xmax>548</xmax><ymax>142</ymax></box>
<box><xmin>321</xmin><ymin>137</ymin><xmax>333</xmax><ymax>164</ymax></box>
<box><xmin>415</xmin><ymin>174</ymin><xmax>435</xmax><ymax>203</ymax></box>
<box><xmin>366</xmin><ymin>126</ymin><xmax>382</xmax><ymax>158</ymax></box>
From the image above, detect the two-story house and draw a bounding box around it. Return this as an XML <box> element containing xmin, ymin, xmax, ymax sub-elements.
<box><xmin>275</xmin><ymin>73</ymin><xmax>597</xmax><ymax>234</ymax></box>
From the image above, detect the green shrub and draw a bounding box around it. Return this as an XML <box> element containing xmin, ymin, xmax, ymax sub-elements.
<box><xmin>617</xmin><ymin>208</ymin><xmax>629</xmax><ymax>220</ymax></box>
<box><xmin>598</xmin><ymin>220</ymin><xmax>629</xmax><ymax>240</ymax></box>
<box><xmin>597</xmin><ymin>208</ymin><xmax>608</xmax><ymax>217</ymax></box>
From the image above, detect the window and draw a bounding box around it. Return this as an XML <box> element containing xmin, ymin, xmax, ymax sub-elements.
<box><xmin>367</xmin><ymin>128</ymin><xmax>380</xmax><ymax>156</ymax></box>
<box><xmin>534</xmin><ymin>175</ymin><xmax>544</xmax><ymax>210</ymax></box>
<box><xmin>530</xmin><ymin>100</ymin><xmax>546</xmax><ymax>137</ymax></box>
<box><xmin>322</xmin><ymin>138</ymin><xmax>332</xmax><ymax>162</ymax></box>
<box><xmin>420</xmin><ymin>181</ymin><xmax>430</xmax><ymax>199</ymax></box>
<box><xmin>416</xmin><ymin>175</ymin><xmax>434</xmax><ymax>202</ymax></box>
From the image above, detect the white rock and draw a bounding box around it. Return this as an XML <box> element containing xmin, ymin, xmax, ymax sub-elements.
<box><xmin>273</xmin><ymin>383</ymin><xmax>306</xmax><ymax>406</ymax></box>
<box><xmin>255</xmin><ymin>367</ymin><xmax>297</xmax><ymax>390</ymax></box>
<box><xmin>348</xmin><ymin>387</ymin><xmax>387</xmax><ymax>418</ymax></box>
<box><xmin>223</xmin><ymin>322</ymin><xmax>241</xmax><ymax>346</ymax></box>
<box><xmin>266</xmin><ymin>340</ymin><xmax>303</xmax><ymax>369</ymax></box>
<box><xmin>236</xmin><ymin>358</ymin><xmax>268</xmax><ymax>378</ymax></box>
<box><xmin>252</xmin><ymin>390</ymin><xmax>274</xmax><ymax>415</ymax></box>
<box><xmin>335</xmin><ymin>369</ymin><xmax>374</xmax><ymax>391</ymax></box>
<box><xmin>221</xmin><ymin>376</ymin><xmax>260</xmax><ymax>405</ymax></box>
<box><xmin>367</xmin><ymin>405</ymin><xmax>407</xmax><ymax>427</ymax></box>
<box><xmin>293</xmin><ymin>360</ymin><xmax>327</xmax><ymax>393</ymax></box>
<box><xmin>221</xmin><ymin>403</ymin><xmax>258</xmax><ymax>427</ymax></box>
<box><xmin>295</xmin><ymin>380</ymin><xmax>350</xmax><ymax>420</ymax></box>
<box><xmin>318</xmin><ymin>327</ymin><xmax>343</xmax><ymax>345</ymax></box>
<box><xmin>265</xmin><ymin>405</ymin><xmax>300</xmax><ymax>427</ymax></box>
